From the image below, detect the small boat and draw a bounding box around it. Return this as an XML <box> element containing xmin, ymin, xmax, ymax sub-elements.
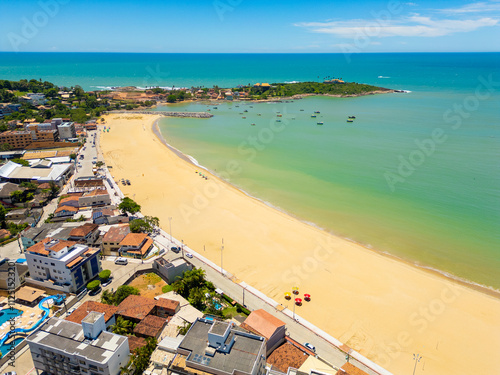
<box><xmin>251</xmin><ymin>123</ymin><xmax>256</xmax><ymax>126</ymax></box>
<box><xmin>244</xmin><ymin>109</ymin><xmax>248</xmax><ymax>112</ymax></box>
<box><xmin>258</xmin><ymin>113</ymin><xmax>261</xmax><ymax>116</ymax></box>
<box><xmin>250</xmin><ymin>106</ymin><xmax>253</xmax><ymax>108</ymax></box>
<box><xmin>311</xmin><ymin>115</ymin><xmax>317</xmax><ymax>118</ymax></box>
<box><xmin>242</xmin><ymin>117</ymin><xmax>246</xmax><ymax>119</ymax></box>
<box><xmin>300</xmin><ymin>109</ymin><xmax>304</xmax><ymax>111</ymax></box>
<box><xmin>317</xmin><ymin>122</ymin><xmax>323</xmax><ymax>125</ymax></box>
<box><xmin>276</xmin><ymin>119</ymin><xmax>281</xmax><ymax>122</ymax></box>
<box><xmin>277</xmin><ymin>114</ymin><xmax>282</xmax><ymax>117</ymax></box>
<box><xmin>213</xmin><ymin>107</ymin><xmax>217</xmax><ymax>109</ymax></box>
<box><xmin>347</xmin><ymin>119</ymin><xmax>354</xmax><ymax>123</ymax></box>
<box><xmin>314</xmin><ymin>111</ymin><xmax>320</xmax><ymax>113</ymax></box>
<box><xmin>348</xmin><ymin>116</ymin><xmax>356</xmax><ymax>119</ymax></box>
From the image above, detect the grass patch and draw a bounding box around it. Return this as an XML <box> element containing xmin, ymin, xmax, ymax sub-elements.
<box><xmin>144</xmin><ymin>273</ymin><xmax>161</xmax><ymax>284</ymax></box>
<box><xmin>222</xmin><ymin>306</ymin><xmax>238</xmax><ymax>319</ymax></box>
<box><xmin>161</xmin><ymin>284</ymin><xmax>173</xmax><ymax>293</ymax></box>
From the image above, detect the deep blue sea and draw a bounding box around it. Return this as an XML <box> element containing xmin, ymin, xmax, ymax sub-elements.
<box><xmin>1</xmin><ymin>52</ymin><xmax>499</xmax><ymax>289</ymax></box>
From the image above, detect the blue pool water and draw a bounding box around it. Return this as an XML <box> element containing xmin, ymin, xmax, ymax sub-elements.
<box><xmin>0</xmin><ymin>309</ymin><xmax>23</xmax><ymax>326</ymax></box>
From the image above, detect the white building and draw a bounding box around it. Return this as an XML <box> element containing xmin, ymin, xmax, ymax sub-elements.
<box><xmin>79</xmin><ymin>189</ymin><xmax>111</xmax><ymax>207</ymax></box>
<box><xmin>20</xmin><ymin>93</ymin><xmax>47</xmax><ymax>105</ymax></box>
<box><xmin>27</xmin><ymin>312</ymin><xmax>130</xmax><ymax>375</ymax></box>
<box><xmin>57</xmin><ymin>122</ymin><xmax>76</xmax><ymax>140</ymax></box>
<box><xmin>25</xmin><ymin>237</ymin><xmax>102</xmax><ymax>293</ymax></box>
<box><xmin>0</xmin><ymin>160</ymin><xmax>74</xmax><ymax>187</ymax></box>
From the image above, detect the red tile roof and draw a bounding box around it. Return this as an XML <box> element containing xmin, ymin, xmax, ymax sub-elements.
<box><xmin>117</xmin><ymin>295</ymin><xmax>179</xmax><ymax>321</ymax></box>
<box><xmin>267</xmin><ymin>342</ymin><xmax>309</xmax><ymax>373</ymax></box>
<box><xmin>66</xmin><ymin>256</ymin><xmax>83</xmax><ymax>268</ymax></box>
<box><xmin>127</xmin><ymin>335</ymin><xmax>147</xmax><ymax>353</ymax></box>
<box><xmin>336</xmin><ymin>363</ymin><xmax>370</xmax><ymax>375</ymax></box>
<box><xmin>55</xmin><ymin>205</ymin><xmax>78</xmax><ymax>213</ymax></box>
<box><xmin>133</xmin><ymin>314</ymin><xmax>167</xmax><ymax>338</ymax></box>
<box><xmin>103</xmin><ymin>225</ymin><xmax>130</xmax><ymax>243</ymax></box>
<box><xmin>27</xmin><ymin>238</ymin><xmax>76</xmax><ymax>255</ymax></box>
<box><xmin>240</xmin><ymin>309</ymin><xmax>285</xmax><ymax>340</ymax></box>
<box><xmin>69</xmin><ymin>223</ymin><xmax>99</xmax><ymax>238</ymax></box>
<box><xmin>65</xmin><ymin>301</ymin><xmax>118</xmax><ymax>324</ymax></box>
<box><xmin>119</xmin><ymin>233</ymin><xmax>148</xmax><ymax>247</ymax></box>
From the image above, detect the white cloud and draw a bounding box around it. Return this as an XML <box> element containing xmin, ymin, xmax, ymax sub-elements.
<box><xmin>295</xmin><ymin>16</ymin><xmax>498</xmax><ymax>38</ymax></box>
<box><xmin>437</xmin><ymin>1</ymin><xmax>500</xmax><ymax>14</ymax></box>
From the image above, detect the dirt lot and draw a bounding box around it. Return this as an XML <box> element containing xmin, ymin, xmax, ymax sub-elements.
<box><xmin>128</xmin><ymin>273</ymin><xmax>167</xmax><ymax>299</ymax></box>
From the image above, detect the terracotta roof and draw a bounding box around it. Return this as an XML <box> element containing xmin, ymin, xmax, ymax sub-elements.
<box><xmin>66</xmin><ymin>301</ymin><xmax>118</xmax><ymax>325</ymax></box>
<box><xmin>55</xmin><ymin>205</ymin><xmax>79</xmax><ymax>213</ymax></box>
<box><xmin>66</xmin><ymin>256</ymin><xmax>83</xmax><ymax>268</ymax></box>
<box><xmin>119</xmin><ymin>232</ymin><xmax>148</xmax><ymax>247</ymax></box>
<box><xmin>0</xmin><ymin>229</ymin><xmax>10</xmax><ymax>238</ymax></box>
<box><xmin>83</xmin><ymin>189</ymin><xmax>109</xmax><ymax>197</ymax></box>
<box><xmin>116</xmin><ymin>295</ymin><xmax>156</xmax><ymax>320</ymax></box>
<box><xmin>117</xmin><ymin>295</ymin><xmax>179</xmax><ymax>321</ymax></box>
<box><xmin>267</xmin><ymin>342</ymin><xmax>309</xmax><ymax>373</ymax></box>
<box><xmin>126</xmin><ymin>238</ymin><xmax>153</xmax><ymax>256</ymax></box>
<box><xmin>133</xmin><ymin>314</ymin><xmax>167</xmax><ymax>338</ymax></box>
<box><xmin>16</xmin><ymin>286</ymin><xmax>44</xmax><ymax>303</ymax></box>
<box><xmin>26</xmin><ymin>238</ymin><xmax>77</xmax><ymax>255</ymax></box>
<box><xmin>69</xmin><ymin>223</ymin><xmax>99</xmax><ymax>238</ymax></box>
<box><xmin>59</xmin><ymin>196</ymin><xmax>79</xmax><ymax>204</ymax></box>
<box><xmin>336</xmin><ymin>363</ymin><xmax>370</xmax><ymax>375</ymax></box>
<box><xmin>103</xmin><ymin>224</ymin><xmax>130</xmax><ymax>243</ymax></box>
<box><xmin>241</xmin><ymin>309</ymin><xmax>285</xmax><ymax>340</ymax></box>
<box><xmin>127</xmin><ymin>335</ymin><xmax>147</xmax><ymax>353</ymax></box>
<box><xmin>37</xmin><ymin>183</ymin><xmax>51</xmax><ymax>189</ymax></box>
<box><xmin>155</xmin><ymin>297</ymin><xmax>180</xmax><ymax>314</ymax></box>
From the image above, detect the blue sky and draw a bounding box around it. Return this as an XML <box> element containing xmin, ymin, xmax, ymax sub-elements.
<box><xmin>1</xmin><ymin>0</ymin><xmax>499</xmax><ymax>52</ymax></box>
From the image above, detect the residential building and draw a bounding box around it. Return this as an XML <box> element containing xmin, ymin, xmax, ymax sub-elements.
<box><xmin>51</xmin><ymin>118</ymin><xmax>63</xmax><ymax>127</ymax></box>
<box><xmin>79</xmin><ymin>189</ymin><xmax>111</xmax><ymax>207</ymax></box>
<box><xmin>119</xmin><ymin>232</ymin><xmax>154</xmax><ymax>259</ymax></box>
<box><xmin>65</xmin><ymin>301</ymin><xmax>118</xmax><ymax>329</ymax></box>
<box><xmin>74</xmin><ymin>176</ymin><xmax>105</xmax><ymax>190</ymax></box>
<box><xmin>116</xmin><ymin>295</ymin><xmax>180</xmax><ymax>324</ymax></box>
<box><xmin>54</xmin><ymin>205</ymin><xmax>78</xmax><ymax>219</ymax></box>
<box><xmin>25</xmin><ymin>237</ymin><xmax>102</xmax><ymax>293</ymax></box>
<box><xmin>169</xmin><ymin>318</ymin><xmax>267</xmax><ymax>375</ymax></box>
<box><xmin>92</xmin><ymin>207</ymin><xmax>128</xmax><ymax>225</ymax></box>
<box><xmin>0</xmin><ymin>160</ymin><xmax>73</xmax><ymax>187</ymax></box>
<box><xmin>21</xmin><ymin>222</ymin><xmax>85</xmax><ymax>250</ymax></box>
<box><xmin>133</xmin><ymin>314</ymin><xmax>167</xmax><ymax>340</ymax></box>
<box><xmin>0</xmin><ymin>130</ymin><xmax>32</xmax><ymax>149</ymax></box>
<box><xmin>68</xmin><ymin>223</ymin><xmax>100</xmax><ymax>245</ymax></box>
<box><xmin>101</xmin><ymin>224</ymin><xmax>130</xmax><ymax>256</ymax></box>
<box><xmin>0</xmin><ymin>181</ymin><xmax>23</xmax><ymax>204</ymax></box>
<box><xmin>15</xmin><ymin>285</ymin><xmax>45</xmax><ymax>306</ymax></box>
<box><xmin>58</xmin><ymin>195</ymin><xmax>81</xmax><ymax>208</ymax></box>
<box><xmin>27</xmin><ymin>313</ymin><xmax>130</xmax><ymax>375</ymax></box>
<box><xmin>57</xmin><ymin>122</ymin><xmax>77</xmax><ymax>140</ymax></box>
<box><xmin>153</xmin><ymin>257</ymin><xmax>192</xmax><ymax>284</ymax></box>
<box><xmin>241</xmin><ymin>309</ymin><xmax>286</xmax><ymax>355</ymax></box>
<box><xmin>0</xmin><ymin>259</ymin><xmax>29</xmax><ymax>290</ymax></box>
<box><xmin>0</xmin><ymin>150</ymin><xmax>25</xmax><ymax>160</ymax></box>
<box><xmin>0</xmin><ymin>229</ymin><xmax>10</xmax><ymax>240</ymax></box>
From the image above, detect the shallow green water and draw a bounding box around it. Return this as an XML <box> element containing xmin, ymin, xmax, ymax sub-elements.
<box><xmin>157</xmin><ymin>91</ymin><xmax>500</xmax><ymax>290</ymax></box>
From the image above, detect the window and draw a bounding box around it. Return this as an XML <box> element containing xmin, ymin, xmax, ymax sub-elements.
<box><xmin>51</xmin><ymin>263</ymin><xmax>55</xmax><ymax>266</ymax></box>
<box><xmin>79</xmin><ymin>360</ymin><xmax>85</xmax><ymax>365</ymax></box>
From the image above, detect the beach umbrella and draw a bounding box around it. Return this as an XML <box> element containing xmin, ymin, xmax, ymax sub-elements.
<box><xmin>292</xmin><ymin>286</ymin><xmax>299</xmax><ymax>294</ymax></box>
<box><xmin>284</xmin><ymin>292</ymin><xmax>291</xmax><ymax>299</ymax></box>
<box><xmin>295</xmin><ymin>298</ymin><xmax>302</xmax><ymax>305</ymax></box>
<box><xmin>304</xmin><ymin>294</ymin><xmax>311</xmax><ymax>301</ymax></box>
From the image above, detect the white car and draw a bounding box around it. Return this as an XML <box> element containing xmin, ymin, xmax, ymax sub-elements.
<box><xmin>185</xmin><ymin>253</ymin><xmax>193</xmax><ymax>259</ymax></box>
<box><xmin>304</xmin><ymin>343</ymin><xmax>316</xmax><ymax>352</ymax></box>
<box><xmin>67</xmin><ymin>308</ymin><xmax>76</xmax><ymax>316</ymax></box>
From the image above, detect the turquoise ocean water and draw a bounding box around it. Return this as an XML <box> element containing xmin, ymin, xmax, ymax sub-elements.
<box><xmin>1</xmin><ymin>52</ymin><xmax>499</xmax><ymax>289</ymax></box>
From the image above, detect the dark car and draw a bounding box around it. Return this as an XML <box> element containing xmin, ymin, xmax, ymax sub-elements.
<box><xmin>101</xmin><ymin>278</ymin><xmax>113</xmax><ymax>287</ymax></box>
<box><xmin>89</xmin><ymin>286</ymin><xmax>102</xmax><ymax>296</ymax></box>
<box><xmin>171</xmin><ymin>246</ymin><xmax>180</xmax><ymax>253</ymax></box>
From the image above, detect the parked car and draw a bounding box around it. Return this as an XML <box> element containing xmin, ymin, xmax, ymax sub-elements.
<box><xmin>101</xmin><ymin>278</ymin><xmax>113</xmax><ymax>287</ymax></box>
<box><xmin>171</xmin><ymin>247</ymin><xmax>180</xmax><ymax>253</ymax></box>
<box><xmin>304</xmin><ymin>343</ymin><xmax>316</xmax><ymax>352</ymax></box>
<box><xmin>115</xmin><ymin>257</ymin><xmax>128</xmax><ymax>265</ymax></box>
<box><xmin>76</xmin><ymin>289</ymin><xmax>87</xmax><ymax>300</ymax></box>
<box><xmin>185</xmin><ymin>253</ymin><xmax>193</xmax><ymax>259</ymax></box>
<box><xmin>2</xmin><ymin>371</ymin><xmax>17</xmax><ymax>375</ymax></box>
<box><xmin>158</xmin><ymin>249</ymin><xmax>166</xmax><ymax>255</ymax></box>
<box><xmin>66</xmin><ymin>308</ymin><xmax>76</xmax><ymax>316</ymax></box>
<box><xmin>89</xmin><ymin>286</ymin><xmax>102</xmax><ymax>296</ymax></box>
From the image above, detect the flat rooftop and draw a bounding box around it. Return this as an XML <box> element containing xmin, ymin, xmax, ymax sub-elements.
<box><xmin>176</xmin><ymin>319</ymin><xmax>265</xmax><ymax>375</ymax></box>
<box><xmin>27</xmin><ymin>317</ymin><xmax>127</xmax><ymax>364</ymax></box>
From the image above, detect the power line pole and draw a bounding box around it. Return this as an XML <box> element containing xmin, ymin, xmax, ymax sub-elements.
<box><xmin>221</xmin><ymin>238</ymin><xmax>224</xmax><ymax>275</ymax></box>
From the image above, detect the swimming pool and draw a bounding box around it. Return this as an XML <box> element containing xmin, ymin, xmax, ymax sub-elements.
<box><xmin>0</xmin><ymin>309</ymin><xmax>23</xmax><ymax>326</ymax></box>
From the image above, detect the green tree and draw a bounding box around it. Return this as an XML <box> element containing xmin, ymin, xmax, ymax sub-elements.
<box><xmin>132</xmin><ymin>337</ymin><xmax>157</xmax><ymax>375</ymax></box>
<box><xmin>114</xmin><ymin>285</ymin><xmax>140</xmax><ymax>305</ymax></box>
<box><xmin>166</xmin><ymin>94</ymin><xmax>177</xmax><ymax>103</ymax></box>
<box><xmin>95</xmin><ymin>161</ymin><xmax>104</xmax><ymax>168</ymax></box>
<box><xmin>111</xmin><ymin>316</ymin><xmax>134</xmax><ymax>335</ymax></box>
<box><xmin>101</xmin><ymin>289</ymin><xmax>115</xmax><ymax>305</ymax></box>
<box><xmin>10</xmin><ymin>190</ymin><xmax>25</xmax><ymax>203</ymax></box>
<box><xmin>48</xmin><ymin>182</ymin><xmax>60</xmax><ymax>198</ymax></box>
<box><xmin>177</xmin><ymin>322</ymin><xmax>192</xmax><ymax>335</ymax></box>
<box><xmin>0</xmin><ymin>204</ymin><xmax>7</xmax><ymax>223</ymax></box>
<box><xmin>118</xmin><ymin>197</ymin><xmax>141</xmax><ymax>215</ymax></box>
<box><xmin>0</xmin><ymin>143</ymin><xmax>11</xmax><ymax>151</ymax></box>
<box><xmin>20</xmin><ymin>181</ymin><xmax>38</xmax><ymax>191</ymax></box>
<box><xmin>99</xmin><ymin>269</ymin><xmax>111</xmax><ymax>281</ymax></box>
<box><xmin>69</xmin><ymin>153</ymin><xmax>77</xmax><ymax>160</ymax></box>
<box><xmin>11</xmin><ymin>158</ymin><xmax>29</xmax><ymax>166</ymax></box>
<box><xmin>87</xmin><ymin>280</ymin><xmax>101</xmax><ymax>292</ymax></box>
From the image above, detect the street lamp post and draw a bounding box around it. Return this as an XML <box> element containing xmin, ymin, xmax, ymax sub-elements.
<box><xmin>168</xmin><ymin>217</ymin><xmax>172</xmax><ymax>242</ymax></box>
<box><xmin>181</xmin><ymin>240</ymin><xmax>184</xmax><ymax>258</ymax></box>
<box><xmin>413</xmin><ymin>354</ymin><xmax>422</xmax><ymax>375</ymax></box>
<box><xmin>221</xmin><ymin>238</ymin><xmax>224</xmax><ymax>276</ymax></box>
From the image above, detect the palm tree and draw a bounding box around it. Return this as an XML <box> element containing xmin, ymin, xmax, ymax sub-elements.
<box><xmin>111</xmin><ymin>316</ymin><xmax>133</xmax><ymax>335</ymax></box>
<box><xmin>101</xmin><ymin>290</ymin><xmax>114</xmax><ymax>305</ymax></box>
